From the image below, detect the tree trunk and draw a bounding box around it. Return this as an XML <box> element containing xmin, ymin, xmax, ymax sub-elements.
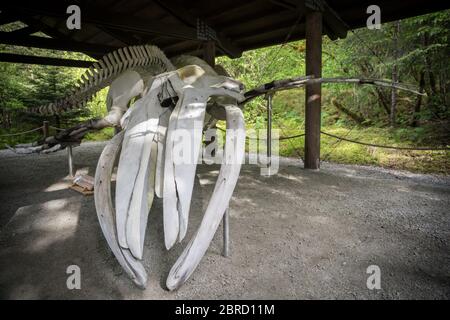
<box><xmin>358</xmin><ymin>61</ymin><xmax>391</xmax><ymax>116</ymax></box>
<box><xmin>423</xmin><ymin>33</ymin><xmax>438</xmax><ymax>95</ymax></box>
<box><xmin>376</xmin><ymin>87</ymin><xmax>391</xmax><ymax>116</ymax></box>
<box><xmin>411</xmin><ymin>71</ymin><xmax>425</xmax><ymax>127</ymax></box>
<box><xmin>332</xmin><ymin>98</ymin><xmax>366</xmax><ymax>125</ymax></box>
<box><xmin>390</xmin><ymin>21</ymin><xmax>400</xmax><ymax>127</ymax></box>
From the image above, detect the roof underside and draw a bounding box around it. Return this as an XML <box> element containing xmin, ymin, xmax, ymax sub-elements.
<box><xmin>0</xmin><ymin>0</ymin><xmax>448</xmax><ymax>62</ymax></box>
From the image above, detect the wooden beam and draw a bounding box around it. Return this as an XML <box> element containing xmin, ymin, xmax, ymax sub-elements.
<box><xmin>221</xmin><ymin>10</ymin><xmax>300</xmax><ymax>36</ymax></box>
<box><xmin>3</xmin><ymin>4</ymin><xmax>195</xmax><ymax>37</ymax></box>
<box><xmin>163</xmin><ymin>40</ymin><xmax>198</xmax><ymax>56</ymax></box>
<box><xmin>203</xmin><ymin>40</ymin><xmax>216</xmax><ymax>68</ymax></box>
<box><xmin>322</xmin><ymin>2</ymin><xmax>348</xmax><ymax>39</ymax></box>
<box><xmin>3</xmin><ymin>12</ymin><xmax>100</xmax><ymax>59</ymax></box>
<box><xmin>235</xmin><ymin>23</ymin><xmax>306</xmax><ymax>45</ymax></box>
<box><xmin>0</xmin><ymin>13</ymin><xmax>18</xmax><ymax>26</ymax></box>
<box><xmin>272</xmin><ymin>0</ymin><xmax>347</xmax><ymax>40</ymax></box>
<box><xmin>152</xmin><ymin>0</ymin><xmax>242</xmax><ymax>58</ymax></box>
<box><xmin>0</xmin><ymin>53</ymin><xmax>93</xmax><ymax>68</ymax></box>
<box><xmin>206</xmin><ymin>0</ymin><xmax>268</xmax><ymax>26</ymax></box>
<box><xmin>92</xmin><ymin>1</ymin><xmax>156</xmax><ymax>47</ymax></box>
<box><xmin>304</xmin><ymin>9</ymin><xmax>322</xmax><ymax>170</ymax></box>
<box><xmin>9</xmin><ymin>25</ymin><xmax>40</xmax><ymax>36</ymax></box>
<box><xmin>3</xmin><ymin>3</ymin><xmax>242</xmax><ymax>57</ymax></box>
<box><xmin>0</xmin><ymin>32</ymin><xmax>120</xmax><ymax>55</ymax></box>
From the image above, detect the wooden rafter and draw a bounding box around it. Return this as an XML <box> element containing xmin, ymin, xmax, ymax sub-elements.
<box><xmin>0</xmin><ymin>13</ymin><xmax>18</xmax><ymax>26</ymax></box>
<box><xmin>9</xmin><ymin>25</ymin><xmax>40</xmax><ymax>36</ymax></box>
<box><xmin>152</xmin><ymin>0</ymin><xmax>242</xmax><ymax>57</ymax></box>
<box><xmin>271</xmin><ymin>0</ymin><xmax>348</xmax><ymax>39</ymax></box>
<box><xmin>2</xmin><ymin>2</ymin><xmax>242</xmax><ymax>58</ymax></box>
<box><xmin>3</xmin><ymin>12</ymin><xmax>100</xmax><ymax>59</ymax></box>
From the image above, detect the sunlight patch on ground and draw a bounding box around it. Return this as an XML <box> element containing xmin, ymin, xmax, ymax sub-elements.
<box><xmin>44</xmin><ymin>181</ymin><xmax>71</xmax><ymax>192</ymax></box>
<box><xmin>4</xmin><ymin>197</ymin><xmax>81</xmax><ymax>253</ymax></box>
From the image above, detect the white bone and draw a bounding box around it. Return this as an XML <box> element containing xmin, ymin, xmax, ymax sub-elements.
<box><xmin>164</xmin><ymin>76</ymin><xmax>243</xmax><ymax>246</ymax></box>
<box><xmin>171</xmin><ymin>89</ymin><xmax>208</xmax><ymax>242</ymax></box>
<box><xmin>90</xmin><ymin>60</ymin><xmax>246</xmax><ymax>290</ymax></box>
<box><xmin>166</xmin><ymin>105</ymin><xmax>245</xmax><ymax>291</ymax></box>
<box><xmin>162</xmin><ymin>96</ymin><xmax>182</xmax><ymax>250</ymax></box>
<box><xmin>155</xmin><ymin>109</ymin><xmax>171</xmax><ymax>198</ymax></box>
<box><xmin>94</xmin><ymin>131</ymin><xmax>147</xmax><ymax>288</ymax></box>
<box><xmin>115</xmin><ymin>76</ymin><xmax>167</xmax><ymax>258</ymax></box>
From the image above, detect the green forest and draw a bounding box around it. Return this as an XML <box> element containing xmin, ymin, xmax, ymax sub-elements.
<box><xmin>1</xmin><ymin>11</ymin><xmax>449</xmax><ymax>174</ymax></box>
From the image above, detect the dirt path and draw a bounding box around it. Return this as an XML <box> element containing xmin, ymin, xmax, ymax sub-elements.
<box><xmin>0</xmin><ymin>142</ymin><xmax>449</xmax><ymax>299</ymax></box>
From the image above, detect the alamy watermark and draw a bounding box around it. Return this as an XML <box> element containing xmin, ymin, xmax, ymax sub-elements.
<box><xmin>367</xmin><ymin>5</ymin><xmax>381</xmax><ymax>30</ymax></box>
<box><xmin>66</xmin><ymin>265</ymin><xmax>81</xmax><ymax>290</ymax></box>
<box><xmin>66</xmin><ymin>5</ymin><xmax>81</xmax><ymax>30</ymax></box>
<box><xmin>168</xmin><ymin>125</ymin><xmax>280</xmax><ymax>176</ymax></box>
<box><xmin>366</xmin><ymin>265</ymin><xmax>381</xmax><ymax>290</ymax></box>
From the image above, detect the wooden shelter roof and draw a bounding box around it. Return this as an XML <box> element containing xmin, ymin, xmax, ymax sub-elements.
<box><xmin>0</xmin><ymin>0</ymin><xmax>448</xmax><ymax>65</ymax></box>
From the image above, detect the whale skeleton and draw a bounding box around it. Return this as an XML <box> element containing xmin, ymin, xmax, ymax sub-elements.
<box><xmin>10</xmin><ymin>43</ymin><xmax>424</xmax><ymax>291</ymax></box>
<box><xmin>10</xmin><ymin>43</ymin><xmax>245</xmax><ymax>290</ymax></box>
<box><xmin>94</xmin><ymin>65</ymin><xmax>245</xmax><ymax>290</ymax></box>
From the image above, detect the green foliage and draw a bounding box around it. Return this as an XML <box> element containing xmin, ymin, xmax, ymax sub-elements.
<box><xmin>84</xmin><ymin>127</ymin><xmax>114</xmax><ymax>142</ymax></box>
<box><xmin>1</xmin><ymin>12</ymin><xmax>449</xmax><ymax>174</ymax></box>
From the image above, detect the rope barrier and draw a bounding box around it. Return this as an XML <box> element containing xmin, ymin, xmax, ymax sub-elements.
<box><xmin>215</xmin><ymin>126</ymin><xmax>305</xmax><ymax>141</ymax></box>
<box><xmin>320</xmin><ymin>131</ymin><xmax>450</xmax><ymax>151</ymax></box>
<box><xmin>0</xmin><ymin>125</ymin><xmax>66</xmax><ymax>139</ymax></box>
<box><xmin>49</xmin><ymin>126</ymin><xmax>66</xmax><ymax>131</ymax></box>
<box><xmin>0</xmin><ymin>126</ymin><xmax>43</xmax><ymax>137</ymax></box>
<box><xmin>215</xmin><ymin>126</ymin><xmax>449</xmax><ymax>151</ymax></box>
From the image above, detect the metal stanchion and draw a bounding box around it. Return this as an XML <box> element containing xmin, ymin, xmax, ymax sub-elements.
<box><xmin>222</xmin><ymin>208</ymin><xmax>230</xmax><ymax>257</ymax></box>
<box><xmin>267</xmin><ymin>94</ymin><xmax>272</xmax><ymax>168</ymax></box>
<box><xmin>67</xmin><ymin>145</ymin><xmax>74</xmax><ymax>177</ymax></box>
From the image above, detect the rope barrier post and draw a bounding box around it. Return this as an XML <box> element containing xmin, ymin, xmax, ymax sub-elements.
<box><xmin>222</xmin><ymin>208</ymin><xmax>230</xmax><ymax>258</ymax></box>
<box><xmin>67</xmin><ymin>145</ymin><xmax>74</xmax><ymax>177</ymax></box>
<box><xmin>43</xmin><ymin>121</ymin><xmax>49</xmax><ymax>139</ymax></box>
<box><xmin>266</xmin><ymin>93</ymin><xmax>273</xmax><ymax>172</ymax></box>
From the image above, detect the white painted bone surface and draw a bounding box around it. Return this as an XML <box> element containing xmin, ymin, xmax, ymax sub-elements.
<box><xmin>171</xmin><ymin>89</ymin><xmax>208</xmax><ymax>243</ymax></box>
<box><xmin>115</xmin><ymin>76</ymin><xmax>166</xmax><ymax>258</ymax></box>
<box><xmin>163</xmin><ymin>75</ymin><xmax>243</xmax><ymax>249</ymax></box>
<box><xmin>94</xmin><ymin>131</ymin><xmax>147</xmax><ymax>288</ymax></box>
<box><xmin>166</xmin><ymin>105</ymin><xmax>245</xmax><ymax>291</ymax></box>
<box><xmin>162</xmin><ymin>88</ymin><xmax>182</xmax><ymax>250</ymax></box>
<box><xmin>155</xmin><ymin>109</ymin><xmax>171</xmax><ymax>198</ymax></box>
<box><xmin>93</xmin><ymin>63</ymin><xmax>246</xmax><ymax>290</ymax></box>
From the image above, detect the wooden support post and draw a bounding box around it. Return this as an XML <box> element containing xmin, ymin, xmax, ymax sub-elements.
<box><xmin>203</xmin><ymin>40</ymin><xmax>216</xmax><ymax>69</ymax></box>
<box><xmin>304</xmin><ymin>10</ymin><xmax>323</xmax><ymax>170</ymax></box>
<box><xmin>43</xmin><ymin>121</ymin><xmax>49</xmax><ymax>139</ymax></box>
<box><xmin>203</xmin><ymin>40</ymin><xmax>217</xmax><ymax>156</ymax></box>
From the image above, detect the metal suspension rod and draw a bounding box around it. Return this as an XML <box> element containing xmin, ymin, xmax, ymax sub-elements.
<box><xmin>266</xmin><ymin>93</ymin><xmax>273</xmax><ymax>170</ymax></box>
<box><xmin>222</xmin><ymin>208</ymin><xmax>230</xmax><ymax>257</ymax></box>
<box><xmin>67</xmin><ymin>146</ymin><xmax>74</xmax><ymax>177</ymax></box>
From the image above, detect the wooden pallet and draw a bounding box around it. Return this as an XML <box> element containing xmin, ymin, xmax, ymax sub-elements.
<box><xmin>70</xmin><ymin>174</ymin><xmax>95</xmax><ymax>196</ymax></box>
<box><xmin>69</xmin><ymin>184</ymin><xmax>94</xmax><ymax>196</ymax></box>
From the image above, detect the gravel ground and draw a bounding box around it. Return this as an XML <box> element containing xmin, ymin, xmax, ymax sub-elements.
<box><xmin>0</xmin><ymin>141</ymin><xmax>449</xmax><ymax>299</ymax></box>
